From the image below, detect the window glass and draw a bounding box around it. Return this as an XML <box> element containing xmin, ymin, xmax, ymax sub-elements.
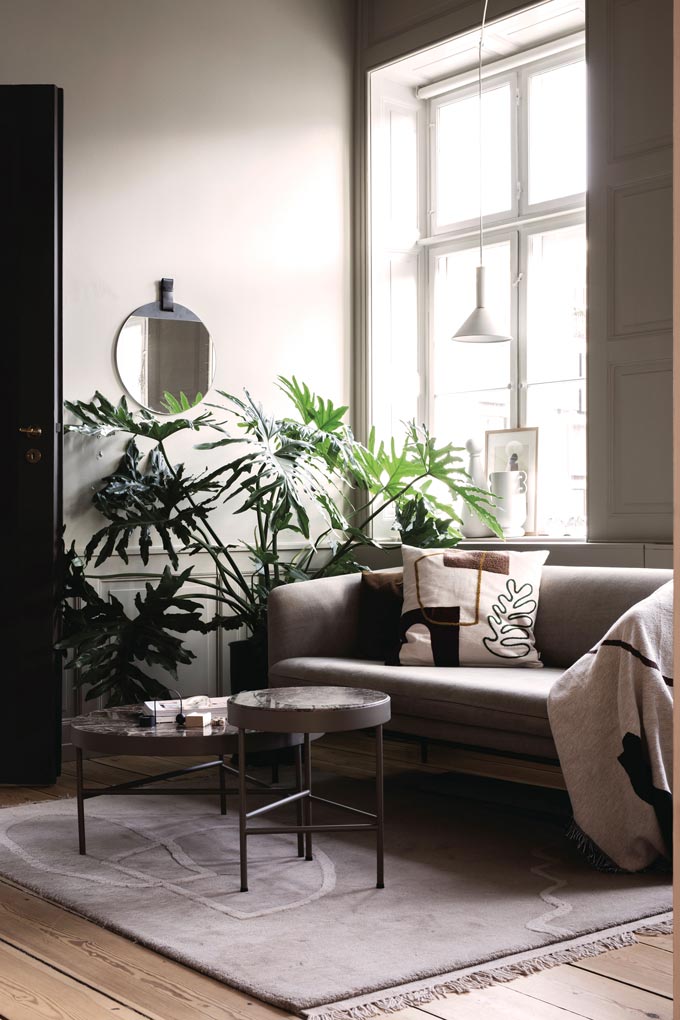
<box><xmin>526</xmin><ymin>223</ymin><xmax>586</xmax><ymax>382</ymax></box>
<box><xmin>433</xmin><ymin>241</ymin><xmax>512</xmax><ymax>392</ymax></box>
<box><xmin>434</xmin><ymin>389</ymin><xmax>511</xmax><ymax>449</ymax></box>
<box><xmin>528</xmin><ymin>59</ymin><xmax>586</xmax><ymax>205</ymax></box>
<box><xmin>436</xmin><ymin>82</ymin><xmax>512</xmax><ymax>226</ymax></box>
<box><xmin>526</xmin><ymin>380</ymin><xmax>586</xmax><ymax>536</ymax></box>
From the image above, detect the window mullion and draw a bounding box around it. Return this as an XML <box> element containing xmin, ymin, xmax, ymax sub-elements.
<box><xmin>517</xmin><ymin>66</ymin><xmax>529</xmax><ymax>217</ymax></box>
<box><xmin>517</xmin><ymin>227</ymin><xmax>528</xmax><ymax>429</ymax></box>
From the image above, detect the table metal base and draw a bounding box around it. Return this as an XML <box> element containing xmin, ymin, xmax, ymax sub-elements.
<box><xmin>237</xmin><ymin>726</ymin><xmax>385</xmax><ymax>892</ymax></box>
<box><xmin>75</xmin><ymin>749</ymin><xmax>279</xmax><ymax>856</ymax></box>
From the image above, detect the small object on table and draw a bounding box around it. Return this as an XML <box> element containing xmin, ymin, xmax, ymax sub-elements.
<box><xmin>228</xmin><ymin>686</ymin><xmax>391</xmax><ymax>893</ymax></box>
<box><xmin>185</xmin><ymin>711</ymin><xmax>212</xmax><ymax>729</ymax></box>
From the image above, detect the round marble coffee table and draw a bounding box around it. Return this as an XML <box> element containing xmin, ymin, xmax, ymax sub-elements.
<box><xmin>227</xmin><ymin>686</ymin><xmax>392</xmax><ymax>891</ymax></box>
<box><xmin>70</xmin><ymin>706</ymin><xmax>319</xmax><ymax>856</ymax></box>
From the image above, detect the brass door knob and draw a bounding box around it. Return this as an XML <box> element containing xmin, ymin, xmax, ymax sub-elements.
<box><xmin>18</xmin><ymin>425</ymin><xmax>42</xmax><ymax>438</ymax></box>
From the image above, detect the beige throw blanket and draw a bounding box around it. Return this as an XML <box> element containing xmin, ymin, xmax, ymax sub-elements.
<box><xmin>548</xmin><ymin>580</ymin><xmax>673</xmax><ymax>872</ymax></box>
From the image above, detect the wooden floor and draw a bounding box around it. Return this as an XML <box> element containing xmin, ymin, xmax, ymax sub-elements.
<box><xmin>0</xmin><ymin>733</ymin><xmax>672</xmax><ymax>1020</ymax></box>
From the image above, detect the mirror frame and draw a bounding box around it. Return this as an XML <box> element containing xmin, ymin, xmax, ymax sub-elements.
<box><xmin>115</xmin><ymin>299</ymin><xmax>215</xmax><ymax>415</ymax></box>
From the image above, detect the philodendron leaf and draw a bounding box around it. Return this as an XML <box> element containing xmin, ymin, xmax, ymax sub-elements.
<box><xmin>86</xmin><ymin>439</ymin><xmax>221</xmax><ymax>568</ymax></box>
<box><xmin>65</xmin><ymin>391</ymin><xmax>214</xmax><ymax>440</ymax></box>
<box><xmin>58</xmin><ymin>552</ymin><xmax>209</xmax><ymax>707</ymax></box>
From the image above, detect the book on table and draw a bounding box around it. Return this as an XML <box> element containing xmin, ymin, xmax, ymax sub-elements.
<box><xmin>142</xmin><ymin>696</ymin><xmax>230</xmax><ymax>720</ymax></box>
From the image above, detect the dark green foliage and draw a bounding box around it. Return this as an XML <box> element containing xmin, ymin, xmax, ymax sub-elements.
<box><xmin>63</xmin><ymin>377</ymin><xmax>501</xmax><ymax>703</ymax></box>
<box><xmin>86</xmin><ymin>440</ymin><xmax>223</xmax><ymax>568</ymax></box>
<box><xmin>394</xmin><ymin>493</ymin><xmax>460</xmax><ymax>548</ymax></box>
<box><xmin>65</xmin><ymin>391</ymin><xmax>213</xmax><ymax>441</ymax></box>
<box><xmin>58</xmin><ymin>546</ymin><xmax>207</xmax><ymax>706</ymax></box>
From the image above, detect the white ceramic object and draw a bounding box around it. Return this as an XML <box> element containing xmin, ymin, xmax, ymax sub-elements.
<box><xmin>460</xmin><ymin>438</ymin><xmax>494</xmax><ymax>538</ymax></box>
<box><xmin>489</xmin><ymin>469</ymin><xmax>528</xmax><ymax>538</ymax></box>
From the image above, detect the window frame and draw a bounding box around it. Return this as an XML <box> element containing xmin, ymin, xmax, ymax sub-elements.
<box><xmin>518</xmin><ymin>47</ymin><xmax>587</xmax><ymax>218</ymax></box>
<box><xmin>421</xmin><ymin>44</ymin><xmax>586</xmax><ymax>437</ymax></box>
<box><xmin>428</xmin><ymin>70</ymin><xmax>519</xmax><ymax>237</ymax></box>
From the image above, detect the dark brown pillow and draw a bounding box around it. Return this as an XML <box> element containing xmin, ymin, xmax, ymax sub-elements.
<box><xmin>357</xmin><ymin>570</ymin><xmax>403</xmax><ymax>661</ymax></box>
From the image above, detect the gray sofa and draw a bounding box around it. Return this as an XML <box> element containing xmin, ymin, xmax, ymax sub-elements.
<box><xmin>268</xmin><ymin>565</ymin><xmax>672</xmax><ymax>760</ymax></box>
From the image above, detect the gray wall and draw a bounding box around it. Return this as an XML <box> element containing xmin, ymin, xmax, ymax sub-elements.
<box><xmin>0</xmin><ymin>0</ymin><xmax>355</xmax><ymax>550</ymax></box>
<box><xmin>587</xmin><ymin>0</ymin><xmax>673</xmax><ymax>542</ymax></box>
<box><xmin>0</xmin><ymin>0</ymin><xmax>355</xmax><ymax>701</ymax></box>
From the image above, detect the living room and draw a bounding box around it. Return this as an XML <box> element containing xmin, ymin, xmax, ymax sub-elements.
<box><xmin>2</xmin><ymin>1</ymin><xmax>677</xmax><ymax>1018</ymax></box>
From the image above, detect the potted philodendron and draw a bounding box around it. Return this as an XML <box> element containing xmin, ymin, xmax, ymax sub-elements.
<box><xmin>59</xmin><ymin>379</ymin><xmax>501</xmax><ymax>705</ymax></box>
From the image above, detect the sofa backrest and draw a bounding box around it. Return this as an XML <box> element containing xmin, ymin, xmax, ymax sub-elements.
<box><xmin>534</xmin><ymin>564</ymin><xmax>672</xmax><ymax>667</ymax></box>
<box><xmin>267</xmin><ymin>562</ymin><xmax>672</xmax><ymax>670</ymax></box>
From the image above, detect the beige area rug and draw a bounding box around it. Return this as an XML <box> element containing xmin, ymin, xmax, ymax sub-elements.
<box><xmin>0</xmin><ymin>771</ymin><xmax>671</xmax><ymax>1018</ymax></box>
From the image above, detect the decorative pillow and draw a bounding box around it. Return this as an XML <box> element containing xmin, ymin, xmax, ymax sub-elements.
<box><xmin>357</xmin><ymin>570</ymin><xmax>403</xmax><ymax>661</ymax></box>
<box><xmin>398</xmin><ymin>545</ymin><xmax>549</xmax><ymax>667</ymax></box>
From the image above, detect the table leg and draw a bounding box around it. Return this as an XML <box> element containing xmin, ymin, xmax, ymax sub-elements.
<box><xmin>238</xmin><ymin>728</ymin><xmax>248</xmax><ymax>892</ymax></box>
<box><xmin>294</xmin><ymin>743</ymin><xmax>304</xmax><ymax>858</ymax></box>
<box><xmin>219</xmin><ymin>756</ymin><xmax>227</xmax><ymax>816</ymax></box>
<box><xmin>303</xmin><ymin>732</ymin><xmax>313</xmax><ymax>861</ymax></box>
<box><xmin>376</xmin><ymin>724</ymin><xmax>384</xmax><ymax>889</ymax></box>
<box><xmin>76</xmin><ymin>747</ymin><xmax>86</xmax><ymax>856</ymax></box>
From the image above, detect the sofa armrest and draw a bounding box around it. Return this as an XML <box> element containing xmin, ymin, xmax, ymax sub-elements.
<box><xmin>268</xmin><ymin>573</ymin><xmax>362</xmax><ymax>669</ymax></box>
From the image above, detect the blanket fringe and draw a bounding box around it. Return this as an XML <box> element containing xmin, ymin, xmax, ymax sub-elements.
<box><xmin>306</xmin><ymin>925</ymin><xmax>671</xmax><ymax>1020</ymax></box>
<box><xmin>565</xmin><ymin>819</ymin><xmax>622</xmax><ymax>872</ymax></box>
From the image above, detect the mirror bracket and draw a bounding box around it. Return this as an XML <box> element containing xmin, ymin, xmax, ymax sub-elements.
<box><xmin>160</xmin><ymin>277</ymin><xmax>174</xmax><ymax>312</ymax></box>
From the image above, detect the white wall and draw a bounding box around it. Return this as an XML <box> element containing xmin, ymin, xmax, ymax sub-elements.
<box><xmin>0</xmin><ymin>0</ymin><xmax>354</xmax><ymax>549</ymax></box>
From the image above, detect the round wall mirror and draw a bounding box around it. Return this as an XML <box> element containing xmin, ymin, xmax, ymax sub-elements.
<box><xmin>115</xmin><ymin>295</ymin><xmax>215</xmax><ymax>415</ymax></box>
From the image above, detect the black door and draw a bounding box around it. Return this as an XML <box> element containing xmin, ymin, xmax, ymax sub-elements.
<box><xmin>2</xmin><ymin>85</ymin><xmax>63</xmax><ymax>784</ymax></box>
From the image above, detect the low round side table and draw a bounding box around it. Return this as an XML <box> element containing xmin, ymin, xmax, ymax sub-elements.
<box><xmin>70</xmin><ymin>706</ymin><xmax>319</xmax><ymax>856</ymax></box>
<box><xmin>227</xmin><ymin>686</ymin><xmax>391</xmax><ymax>892</ymax></box>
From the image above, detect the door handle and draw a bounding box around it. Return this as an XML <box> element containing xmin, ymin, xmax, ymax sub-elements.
<box><xmin>18</xmin><ymin>425</ymin><xmax>42</xmax><ymax>438</ymax></box>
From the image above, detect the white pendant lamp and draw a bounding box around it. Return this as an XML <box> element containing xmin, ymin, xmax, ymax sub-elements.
<box><xmin>452</xmin><ymin>0</ymin><xmax>512</xmax><ymax>344</ymax></box>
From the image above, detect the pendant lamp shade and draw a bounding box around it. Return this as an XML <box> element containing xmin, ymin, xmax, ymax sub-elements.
<box><xmin>451</xmin><ymin>0</ymin><xmax>511</xmax><ymax>344</ymax></box>
<box><xmin>452</xmin><ymin>266</ymin><xmax>512</xmax><ymax>343</ymax></box>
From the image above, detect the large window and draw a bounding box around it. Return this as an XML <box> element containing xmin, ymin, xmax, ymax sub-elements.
<box><xmin>370</xmin><ymin>38</ymin><xmax>587</xmax><ymax>537</ymax></box>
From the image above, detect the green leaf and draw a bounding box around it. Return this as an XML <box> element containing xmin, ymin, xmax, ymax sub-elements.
<box><xmin>85</xmin><ymin>439</ymin><xmax>222</xmax><ymax>567</ymax></box>
<box><xmin>58</xmin><ymin>551</ymin><xmax>206</xmax><ymax>707</ymax></box>
<box><xmin>65</xmin><ymin>391</ymin><xmax>214</xmax><ymax>440</ymax></box>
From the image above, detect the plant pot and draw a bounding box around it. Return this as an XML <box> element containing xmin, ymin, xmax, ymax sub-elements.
<box><xmin>228</xmin><ymin>637</ymin><xmax>268</xmax><ymax>696</ymax></box>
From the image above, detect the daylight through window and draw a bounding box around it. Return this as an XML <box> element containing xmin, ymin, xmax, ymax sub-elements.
<box><xmin>369</xmin><ymin>15</ymin><xmax>587</xmax><ymax>537</ymax></box>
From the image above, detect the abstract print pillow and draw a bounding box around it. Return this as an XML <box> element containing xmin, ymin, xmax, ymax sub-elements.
<box><xmin>398</xmin><ymin>545</ymin><xmax>549</xmax><ymax>667</ymax></box>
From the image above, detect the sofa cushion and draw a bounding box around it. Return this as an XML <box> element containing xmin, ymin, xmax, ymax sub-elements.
<box><xmin>269</xmin><ymin>657</ymin><xmax>563</xmax><ymax>738</ymax></box>
<box><xmin>397</xmin><ymin>545</ymin><xmax>549</xmax><ymax>668</ymax></box>
<box><xmin>357</xmin><ymin>570</ymin><xmax>403</xmax><ymax>661</ymax></box>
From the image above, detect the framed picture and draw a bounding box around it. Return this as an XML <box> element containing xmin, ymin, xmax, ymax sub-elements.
<box><xmin>485</xmin><ymin>427</ymin><xmax>539</xmax><ymax>535</ymax></box>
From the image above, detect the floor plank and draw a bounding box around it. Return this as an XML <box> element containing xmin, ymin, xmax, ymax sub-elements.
<box><xmin>0</xmin><ymin>938</ymin><xmax>149</xmax><ymax>1020</ymax></box>
<box><xmin>498</xmin><ymin>961</ymin><xmax>674</xmax><ymax>1019</ymax></box>
<box><xmin>61</xmin><ymin>759</ymin><xmax>151</xmax><ymax>787</ymax></box>
<box><xmin>0</xmin><ymin>881</ymin><xmax>294</xmax><ymax>1020</ymax></box>
<box><xmin>0</xmin><ymin>789</ymin><xmax>57</xmax><ymax>808</ymax></box>
<box><xmin>571</xmin><ymin>942</ymin><xmax>673</xmax><ymax>999</ymax></box>
<box><xmin>407</xmin><ymin>983</ymin><xmax>583</xmax><ymax>1018</ymax></box>
<box><xmin>636</xmin><ymin>932</ymin><xmax>672</xmax><ymax>953</ymax></box>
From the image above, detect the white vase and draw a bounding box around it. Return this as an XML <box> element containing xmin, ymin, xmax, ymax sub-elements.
<box><xmin>461</xmin><ymin>438</ymin><xmax>494</xmax><ymax>538</ymax></box>
<box><xmin>489</xmin><ymin>470</ymin><xmax>528</xmax><ymax>538</ymax></box>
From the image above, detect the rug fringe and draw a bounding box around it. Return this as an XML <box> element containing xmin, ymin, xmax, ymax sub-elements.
<box><xmin>306</xmin><ymin>926</ymin><xmax>670</xmax><ymax>1020</ymax></box>
<box><xmin>634</xmin><ymin>918</ymin><xmax>673</xmax><ymax>935</ymax></box>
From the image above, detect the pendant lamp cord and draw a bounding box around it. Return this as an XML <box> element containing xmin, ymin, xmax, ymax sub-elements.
<box><xmin>478</xmin><ymin>0</ymin><xmax>489</xmax><ymax>267</ymax></box>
